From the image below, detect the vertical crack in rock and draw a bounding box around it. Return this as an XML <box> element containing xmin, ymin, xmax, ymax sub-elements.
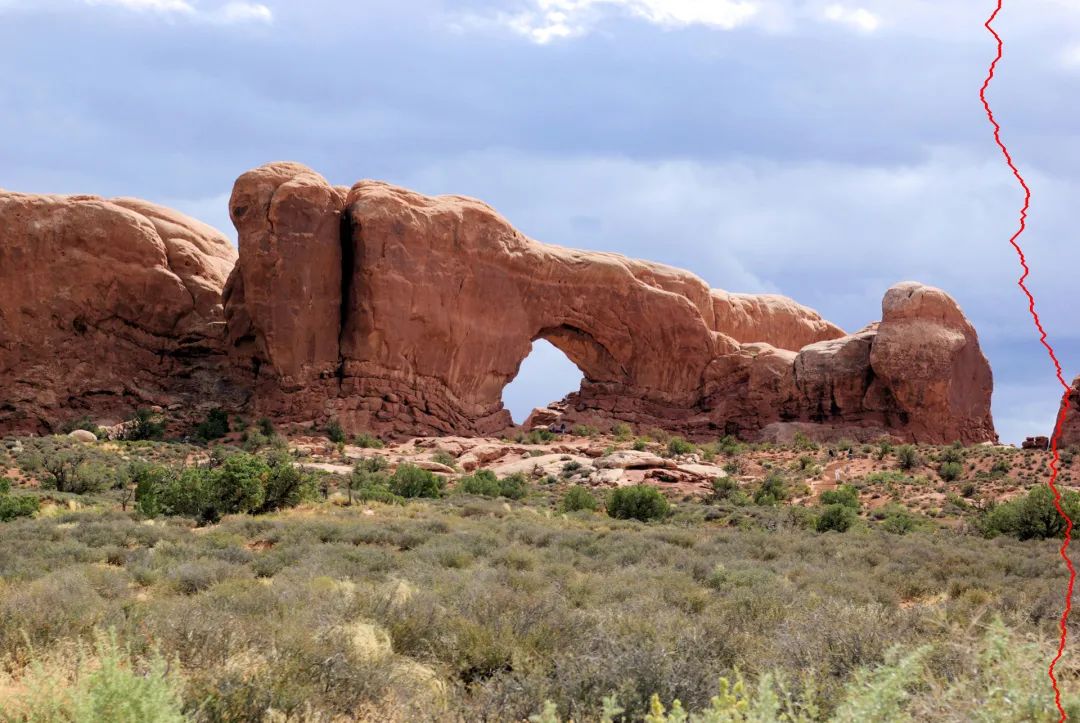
<box><xmin>336</xmin><ymin>209</ymin><xmax>357</xmax><ymax>389</ymax></box>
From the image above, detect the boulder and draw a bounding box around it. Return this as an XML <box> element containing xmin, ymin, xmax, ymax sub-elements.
<box><xmin>67</xmin><ymin>429</ymin><xmax>98</xmax><ymax>443</ymax></box>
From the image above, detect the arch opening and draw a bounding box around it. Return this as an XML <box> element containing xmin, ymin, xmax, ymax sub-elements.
<box><xmin>501</xmin><ymin>338</ymin><xmax>584</xmax><ymax>425</ymax></box>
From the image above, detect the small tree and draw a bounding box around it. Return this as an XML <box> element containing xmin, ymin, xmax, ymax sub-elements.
<box><xmin>667</xmin><ymin>437</ymin><xmax>694</xmax><ymax>456</ymax></box>
<box><xmin>129</xmin><ymin>409</ymin><xmax>166</xmax><ymax>441</ymax></box>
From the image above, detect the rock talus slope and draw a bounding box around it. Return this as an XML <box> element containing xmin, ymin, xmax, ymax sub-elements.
<box><xmin>223</xmin><ymin>162</ymin><xmax>997</xmax><ymax>444</ymax></box>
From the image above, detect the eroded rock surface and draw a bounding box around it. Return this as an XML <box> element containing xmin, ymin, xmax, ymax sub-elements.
<box><xmin>223</xmin><ymin>162</ymin><xmax>997</xmax><ymax>444</ymax></box>
<box><xmin>0</xmin><ymin>190</ymin><xmax>241</xmax><ymax>433</ymax></box>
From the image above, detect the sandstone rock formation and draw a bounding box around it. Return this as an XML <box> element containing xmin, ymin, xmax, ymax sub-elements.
<box><xmin>0</xmin><ymin>164</ymin><xmax>998</xmax><ymax>444</ymax></box>
<box><xmin>1057</xmin><ymin>376</ymin><xmax>1080</xmax><ymax>449</ymax></box>
<box><xmin>222</xmin><ymin>162</ymin><xmax>996</xmax><ymax>444</ymax></box>
<box><xmin>0</xmin><ymin>190</ymin><xmax>241</xmax><ymax>433</ymax></box>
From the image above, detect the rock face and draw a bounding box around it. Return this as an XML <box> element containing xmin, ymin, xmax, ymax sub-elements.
<box><xmin>0</xmin><ymin>190</ymin><xmax>241</xmax><ymax>433</ymax></box>
<box><xmin>222</xmin><ymin>162</ymin><xmax>997</xmax><ymax>444</ymax></box>
<box><xmin>0</xmin><ymin>164</ymin><xmax>998</xmax><ymax>444</ymax></box>
<box><xmin>1057</xmin><ymin>377</ymin><xmax>1080</xmax><ymax>449</ymax></box>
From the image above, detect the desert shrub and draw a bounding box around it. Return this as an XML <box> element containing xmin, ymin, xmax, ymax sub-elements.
<box><xmin>256</xmin><ymin>417</ymin><xmax>275</xmax><ymax>436</ymax></box>
<box><xmin>752</xmin><ymin>473</ymin><xmax>787</xmax><ymax>506</ymax></box>
<box><xmin>389</xmin><ymin>464</ymin><xmax>444</xmax><ymax>499</ymax></box>
<box><xmin>666</xmin><ymin>437</ymin><xmax>694</xmax><ymax>456</ymax></box>
<box><xmin>457</xmin><ymin>470</ymin><xmax>527</xmax><ymax>500</ymax></box>
<box><xmin>816</xmin><ymin>503</ymin><xmax>856</xmax><ymax>533</ymax></box>
<box><xmin>896</xmin><ymin>445</ymin><xmax>920</xmax><ymax>470</ymax></box>
<box><xmin>990</xmin><ymin>458</ymin><xmax>1011</xmax><ymax>476</ymax></box>
<box><xmin>611</xmin><ymin>423</ymin><xmax>633</xmax><ymax>441</ymax></box>
<box><xmin>561</xmin><ymin>461</ymin><xmax>583</xmax><ymax>477</ymax></box>
<box><xmin>607</xmin><ymin>485</ymin><xmax>670</xmax><ymax>522</ymax></box>
<box><xmin>709</xmin><ymin>477</ymin><xmax>748</xmax><ymax>505</ymax></box>
<box><xmin>875</xmin><ymin>440</ymin><xmax>893</xmax><ymax>460</ymax></box>
<box><xmin>820</xmin><ymin>484</ymin><xmax>860</xmax><ymax>509</ymax></box>
<box><xmin>353</xmin><ymin>433</ymin><xmax>385</xmax><ymax>449</ymax></box>
<box><xmin>5</xmin><ymin>632</ymin><xmax>185</xmax><ymax>723</ymax></box>
<box><xmin>128</xmin><ymin>408</ymin><xmax>166</xmax><ymax>441</ymax></box>
<box><xmin>516</xmin><ymin>429</ymin><xmax>556</xmax><ymax>444</ymax></box>
<box><xmin>938</xmin><ymin>461</ymin><xmax>963</xmax><ymax>482</ymax></box>
<box><xmin>136</xmin><ymin>452</ymin><xmax>316</xmax><ymax>523</ymax></box>
<box><xmin>560</xmin><ymin>486</ymin><xmax>598</xmax><ymax>513</ymax></box>
<box><xmin>959</xmin><ymin>481</ymin><xmax>977</xmax><ymax>498</ymax></box>
<box><xmin>0</xmin><ymin>493</ymin><xmax>39</xmax><ymax>522</ymax></box>
<box><xmin>257</xmin><ymin>452</ymin><xmax>318</xmax><ymax>513</ymax></box>
<box><xmin>325</xmin><ymin>420</ymin><xmax>346</xmax><ymax>444</ymax></box>
<box><xmin>432</xmin><ymin>450</ymin><xmax>457</xmax><ymax>468</ymax></box>
<box><xmin>632</xmin><ymin>438</ymin><xmax>649</xmax><ymax>452</ymax></box>
<box><xmin>796</xmin><ymin>455</ymin><xmax>816</xmax><ymax>472</ymax></box>
<box><xmin>195</xmin><ymin>409</ymin><xmax>230</xmax><ymax>441</ymax></box>
<box><xmin>979</xmin><ymin>484</ymin><xmax>1080</xmax><ymax>541</ymax></box>
<box><xmin>793</xmin><ymin>432</ymin><xmax>818</xmax><ymax>451</ymax></box>
<box><xmin>348</xmin><ymin>456</ymin><xmax>400</xmax><ymax>504</ymax></box>
<box><xmin>939</xmin><ymin>442</ymin><xmax>965</xmax><ymax>465</ymax></box>
<box><xmin>15</xmin><ymin>437</ymin><xmax>117</xmax><ymax>494</ymax></box>
<box><xmin>572</xmin><ymin>425</ymin><xmax>598</xmax><ymax>438</ymax></box>
<box><xmin>881</xmin><ymin>508</ymin><xmax>917</xmax><ymax>535</ymax></box>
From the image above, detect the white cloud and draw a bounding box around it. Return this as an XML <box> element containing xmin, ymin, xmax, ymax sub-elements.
<box><xmin>83</xmin><ymin>0</ymin><xmax>271</xmax><ymax>24</ymax></box>
<box><xmin>492</xmin><ymin>0</ymin><xmax>758</xmax><ymax>45</ymax></box>
<box><xmin>822</xmin><ymin>4</ymin><xmax>880</xmax><ymax>33</ymax></box>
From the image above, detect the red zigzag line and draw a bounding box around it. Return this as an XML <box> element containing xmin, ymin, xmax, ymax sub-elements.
<box><xmin>978</xmin><ymin>1</ymin><xmax>1076</xmax><ymax>719</ymax></box>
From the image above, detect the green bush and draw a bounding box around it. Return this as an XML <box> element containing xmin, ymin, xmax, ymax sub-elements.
<box><xmin>7</xmin><ymin>632</ymin><xmax>185</xmax><ymax>723</ymax></box>
<box><xmin>0</xmin><ymin>493</ymin><xmax>39</xmax><ymax>521</ymax></box>
<box><xmin>611</xmin><ymin>423</ymin><xmax>633</xmax><ymax>441</ymax></box>
<box><xmin>939</xmin><ymin>461</ymin><xmax>963</xmax><ymax>482</ymax></box>
<box><xmin>516</xmin><ymin>429</ymin><xmax>555</xmax><ymax>444</ymax></box>
<box><xmin>457</xmin><ymin>470</ymin><xmax>528</xmax><ymax>500</ymax></box>
<box><xmin>607</xmin><ymin>485</ymin><xmax>670</xmax><ymax>522</ymax></box>
<box><xmin>710</xmin><ymin>477</ymin><xmax>748</xmax><ymax>505</ymax></box>
<box><xmin>979</xmin><ymin>484</ymin><xmax>1080</xmax><ymax>541</ymax></box>
<box><xmin>820</xmin><ymin>484</ymin><xmax>860</xmax><ymax>509</ymax></box>
<box><xmin>560</xmin><ymin>486</ymin><xmax>598</xmax><ymax>512</ymax></box>
<box><xmin>632</xmin><ymin>437</ymin><xmax>649</xmax><ymax>452</ymax></box>
<box><xmin>389</xmin><ymin>464</ymin><xmax>444</xmax><ymax>499</ymax></box>
<box><xmin>572</xmin><ymin>424</ymin><xmax>598</xmax><ymax>437</ymax></box>
<box><xmin>348</xmin><ymin>456</ymin><xmax>400</xmax><ymax>504</ymax></box>
<box><xmin>195</xmin><ymin>409</ymin><xmax>230</xmax><ymax>441</ymax></box>
<box><xmin>432</xmin><ymin>450</ymin><xmax>457</xmax><ymax>468</ymax></box>
<box><xmin>753</xmin><ymin>473</ymin><xmax>787</xmax><ymax>506</ymax></box>
<box><xmin>128</xmin><ymin>409</ymin><xmax>166</xmax><ymax>441</ymax></box>
<box><xmin>896</xmin><ymin>445</ymin><xmax>920</xmax><ymax>470</ymax></box>
<box><xmin>15</xmin><ymin>437</ymin><xmax>117</xmax><ymax>494</ymax></box>
<box><xmin>793</xmin><ymin>432</ymin><xmax>818</xmax><ymax>451</ymax></box>
<box><xmin>816</xmin><ymin>503</ymin><xmax>856</xmax><ymax>533</ymax></box>
<box><xmin>325</xmin><ymin>420</ymin><xmax>346</xmax><ymax>444</ymax></box>
<box><xmin>353</xmin><ymin>433</ymin><xmax>385</xmax><ymax>449</ymax></box>
<box><xmin>990</xmin><ymin>458</ymin><xmax>1011</xmax><ymax>476</ymax></box>
<box><xmin>135</xmin><ymin>452</ymin><xmax>315</xmax><ymax>524</ymax></box>
<box><xmin>257</xmin><ymin>452</ymin><xmax>318</xmax><ymax>513</ymax></box>
<box><xmin>666</xmin><ymin>437</ymin><xmax>694</xmax><ymax>456</ymax></box>
<box><xmin>881</xmin><ymin>508</ymin><xmax>917</xmax><ymax>535</ymax></box>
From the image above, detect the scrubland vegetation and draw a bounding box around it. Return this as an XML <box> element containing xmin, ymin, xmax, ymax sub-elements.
<box><xmin>1</xmin><ymin>418</ymin><xmax>1079</xmax><ymax>721</ymax></box>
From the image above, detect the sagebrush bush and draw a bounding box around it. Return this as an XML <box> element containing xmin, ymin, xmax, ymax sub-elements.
<box><xmin>938</xmin><ymin>460</ymin><xmax>963</xmax><ymax>482</ymax></box>
<box><xmin>607</xmin><ymin>485</ymin><xmax>670</xmax><ymax>521</ymax></box>
<box><xmin>753</xmin><ymin>473</ymin><xmax>787</xmax><ymax>506</ymax></box>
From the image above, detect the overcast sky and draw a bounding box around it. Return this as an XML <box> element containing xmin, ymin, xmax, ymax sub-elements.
<box><xmin>2</xmin><ymin>0</ymin><xmax>1078</xmax><ymax>443</ymax></box>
